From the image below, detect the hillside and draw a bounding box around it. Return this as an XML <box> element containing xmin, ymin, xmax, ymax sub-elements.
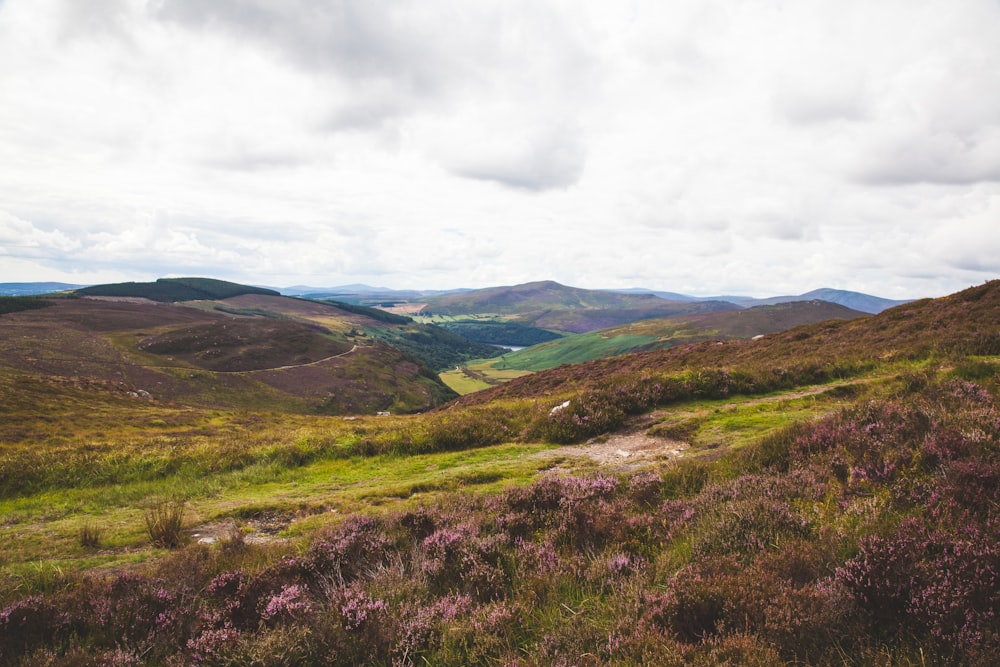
<box><xmin>0</xmin><ymin>280</ymin><xmax>998</xmax><ymax>666</ymax></box>
<box><xmin>421</xmin><ymin>280</ymin><xmax>738</xmax><ymax>333</ymax></box>
<box><xmin>455</xmin><ymin>281</ymin><xmax>1000</xmax><ymax>407</ymax></box>
<box><xmin>491</xmin><ymin>300</ymin><xmax>868</xmax><ymax>372</ymax></box>
<box><xmin>0</xmin><ymin>293</ymin><xmax>460</xmax><ymax>415</ymax></box>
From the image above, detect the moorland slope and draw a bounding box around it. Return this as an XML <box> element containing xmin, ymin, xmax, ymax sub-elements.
<box><xmin>455</xmin><ymin>281</ymin><xmax>1000</xmax><ymax>407</ymax></box>
<box><xmin>0</xmin><ymin>290</ymin><xmax>469</xmax><ymax>414</ymax></box>
<box><xmin>0</xmin><ymin>280</ymin><xmax>997</xmax><ymax>666</ymax></box>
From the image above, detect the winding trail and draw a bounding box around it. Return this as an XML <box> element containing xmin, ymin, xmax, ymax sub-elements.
<box><xmin>210</xmin><ymin>344</ymin><xmax>360</xmax><ymax>374</ymax></box>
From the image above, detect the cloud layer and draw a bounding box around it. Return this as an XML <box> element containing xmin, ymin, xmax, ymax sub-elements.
<box><xmin>1</xmin><ymin>0</ymin><xmax>998</xmax><ymax>298</ymax></box>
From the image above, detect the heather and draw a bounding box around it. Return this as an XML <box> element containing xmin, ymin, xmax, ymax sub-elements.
<box><xmin>3</xmin><ymin>376</ymin><xmax>998</xmax><ymax>665</ymax></box>
<box><xmin>2</xmin><ymin>281</ymin><xmax>999</xmax><ymax>665</ymax></box>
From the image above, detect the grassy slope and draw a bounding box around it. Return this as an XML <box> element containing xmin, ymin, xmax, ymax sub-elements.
<box><xmin>1</xmin><ymin>281</ymin><xmax>998</xmax><ymax>665</ymax></box>
<box><xmin>489</xmin><ymin>300</ymin><xmax>867</xmax><ymax>372</ymax></box>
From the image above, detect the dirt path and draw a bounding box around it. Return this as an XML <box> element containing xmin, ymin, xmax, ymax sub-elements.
<box><xmin>536</xmin><ymin>378</ymin><xmax>868</xmax><ymax>469</ymax></box>
<box><xmin>551</xmin><ymin>431</ymin><xmax>689</xmax><ymax>468</ymax></box>
<box><xmin>136</xmin><ymin>344</ymin><xmax>361</xmax><ymax>375</ymax></box>
<box><xmin>232</xmin><ymin>344</ymin><xmax>359</xmax><ymax>374</ymax></box>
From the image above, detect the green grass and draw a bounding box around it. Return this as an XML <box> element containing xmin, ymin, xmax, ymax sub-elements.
<box><xmin>0</xmin><ymin>370</ymin><xmax>874</xmax><ymax>583</ymax></box>
<box><xmin>493</xmin><ymin>332</ymin><xmax>659</xmax><ymax>371</ymax></box>
<box><xmin>0</xmin><ymin>376</ymin><xmax>863</xmax><ymax>579</ymax></box>
<box><xmin>439</xmin><ymin>368</ymin><xmax>493</xmax><ymax>394</ymax></box>
<box><xmin>655</xmin><ymin>380</ymin><xmax>867</xmax><ymax>454</ymax></box>
<box><xmin>0</xmin><ymin>439</ymin><xmax>558</xmax><ymax>577</ymax></box>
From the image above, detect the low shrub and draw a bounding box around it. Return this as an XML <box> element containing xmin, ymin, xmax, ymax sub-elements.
<box><xmin>144</xmin><ymin>499</ymin><xmax>187</xmax><ymax>549</ymax></box>
<box><xmin>78</xmin><ymin>522</ymin><xmax>102</xmax><ymax>548</ymax></box>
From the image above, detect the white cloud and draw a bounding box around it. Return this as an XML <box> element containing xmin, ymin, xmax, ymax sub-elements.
<box><xmin>0</xmin><ymin>0</ymin><xmax>997</xmax><ymax>299</ymax></box>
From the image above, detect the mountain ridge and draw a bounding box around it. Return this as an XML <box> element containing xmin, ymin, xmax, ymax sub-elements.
<box><xmin>4</xmin><ymin>279</ymin><xmax>914</xmax><ymax>314</ymax></box>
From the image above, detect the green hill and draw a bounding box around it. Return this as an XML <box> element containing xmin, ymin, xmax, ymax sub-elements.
<box><xmin>75</xmin><ymin>277</ymin><xmax>279</xmax><ymax>302</ymax></box>
<box><xmin>494</xmin><ymin>300</ymin><xmax>868</xmax><ymax>371</ymax></box>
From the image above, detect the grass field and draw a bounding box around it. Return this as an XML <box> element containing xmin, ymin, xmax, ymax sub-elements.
<box><xmin>0</xmin><ymin>364</ymin><xmax>881</xmax><ymax>582</ymax></box>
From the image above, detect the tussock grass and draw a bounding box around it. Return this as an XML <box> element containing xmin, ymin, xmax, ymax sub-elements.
<box><xmin>78</xmin><ymin>522</ymin><xmax>102</xmax><ymax>549</ymax></box>
<box><xmin>143</xmin><ymin>498</ymin><xmax>187</xmax><ymax>549</ymax></box>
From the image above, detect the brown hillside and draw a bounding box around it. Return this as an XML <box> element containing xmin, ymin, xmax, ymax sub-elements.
<box><xmin>137</xmin><ymin>319</ymin><xmax>351</xmax><ymax>372</ymax></box>
<box><xmin>0</xmin><ymin>295</ymin><xmax>454</xmax><ymax>415</ymax></box>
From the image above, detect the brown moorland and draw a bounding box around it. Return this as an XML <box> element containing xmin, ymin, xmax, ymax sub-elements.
<box><xmin>0</xmin><ymin>295</ymin><xmax>454</xmax><ymax>416</ymax></box>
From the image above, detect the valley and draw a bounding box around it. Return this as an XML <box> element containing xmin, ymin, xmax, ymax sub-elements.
<box><xmin>0</xmin><ymin>278</ymin><xmax>997</xmax><ymax>665</ymax></box>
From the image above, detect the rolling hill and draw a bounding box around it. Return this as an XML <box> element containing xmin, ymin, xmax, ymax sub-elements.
<box><xmin>726</xmin><ymin>287</ymin><xmax>910</xmax><ymax>313</ymax></box>
<box><xmin>609</xmin><ymin>286</ymin><xmax>908</xmax><ymax>314</ymax></box>
<box><xmin>75</xmin><ymin>276</ymin><xmax>280</xmax><ymax>302</ymax></box>
<box><xmin>487</xmin><ymin>299</ymin><xmax>868</xmax><ymax>372</ymax></box>
<box><xmin>0</xmin><ymin>282</ymin><xmax>510</xmax><ymax>415</ymax></box>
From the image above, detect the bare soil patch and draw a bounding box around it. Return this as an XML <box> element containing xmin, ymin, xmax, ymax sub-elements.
<box><xmin>557</xmin><ymin>431</ymin><xmax>689</xmax><ymax>467</ymax></box>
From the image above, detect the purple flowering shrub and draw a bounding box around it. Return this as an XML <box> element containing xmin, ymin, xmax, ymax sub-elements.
<box><xmin>0</xmin><ymin>596</ymin><xmax>67</xmax><ymax>659</ymax></box>
<box><xmin>307</xmin><ymin>514</ymin><xmax>394</xmax><ymax>583</ymax></box>
<box><xmin>3</xmin><ymin>376</ymin><xmax>999</xmax><ymax>665</ymax></box>
<box><xmin>836</xmin><ymin>517</ymin><xmax>1000</xmax><ymax>658</ymax></box>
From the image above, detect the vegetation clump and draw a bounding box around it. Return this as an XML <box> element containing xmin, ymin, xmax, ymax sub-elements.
<box><xmin>143</xmin><ymin>499</ymin><xmax>188</xmax><ymax>549</ymax></box>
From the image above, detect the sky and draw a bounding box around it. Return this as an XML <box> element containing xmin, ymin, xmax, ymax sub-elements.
<box><xmin>1</xmin><ymin>0</ymin><xmax>999</xmax><ymax>299</ymax></box>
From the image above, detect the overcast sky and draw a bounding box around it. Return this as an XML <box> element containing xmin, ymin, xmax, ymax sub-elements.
<box><xmin>1</xmin><ymin>0</ymin><xmax>999</xmax><ymax>298</ymax></box>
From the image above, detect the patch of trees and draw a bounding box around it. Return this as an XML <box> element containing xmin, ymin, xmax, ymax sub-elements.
<box><xmin>322</xmin><ymin>300</ymin><xmax>412</xmax><ymax>325</ymax></box>
<box><xmin>76</xmin><ymin>278</ymin><xmax>279</xmax><ymax>302</ymax></box>
<box><xmin>0</xmin><ymin>296</ymin><xmax>53</xmax><ymax>316</ymax></box>
<box><xmin>438</xmin><ymin>320</ymin><xmax>564</xmax><ymax>346</ymax></box>
<box><xmin>371</xmin><ymin>324</ymin><xmax>505</xmax><ymax>371</ymax></box>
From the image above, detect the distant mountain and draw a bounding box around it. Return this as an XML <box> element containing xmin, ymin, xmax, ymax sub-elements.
<box><xmin>491</xmin><ymin>299</ymin><xmax>868</xmax><ymax>372</ymax></box>
<box><xmin>282</xmin><ymin>283</ymin><xmax>395</xmax><ymax>295</ymax></box>
<box><xmin>282</xmin><ymin>284</ymin><xmax>464</xmax><ymax>305</ymax></box>
<box><xmin>0</xmin><ymin>282</ymin><xmax>85</xmax><ymax>296</ymax></box>
<box><xmin>608</xmin><ymin>286</ymin><xmax>906</xmax><ymax>313</ymax></box>
<box><xmin>606</xmin><ymin>287</ymin><xmax>700</xmax><ymax>301</ymax></box>
<box><xmin>421</xmin><ymin>280</ymin><xmax>738</xmax><ymax>333</ymax></box>
<box><xmin>724</xmin><ymin>288</ymin><xmax>909</xmax><ymax>314</ymax></box>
